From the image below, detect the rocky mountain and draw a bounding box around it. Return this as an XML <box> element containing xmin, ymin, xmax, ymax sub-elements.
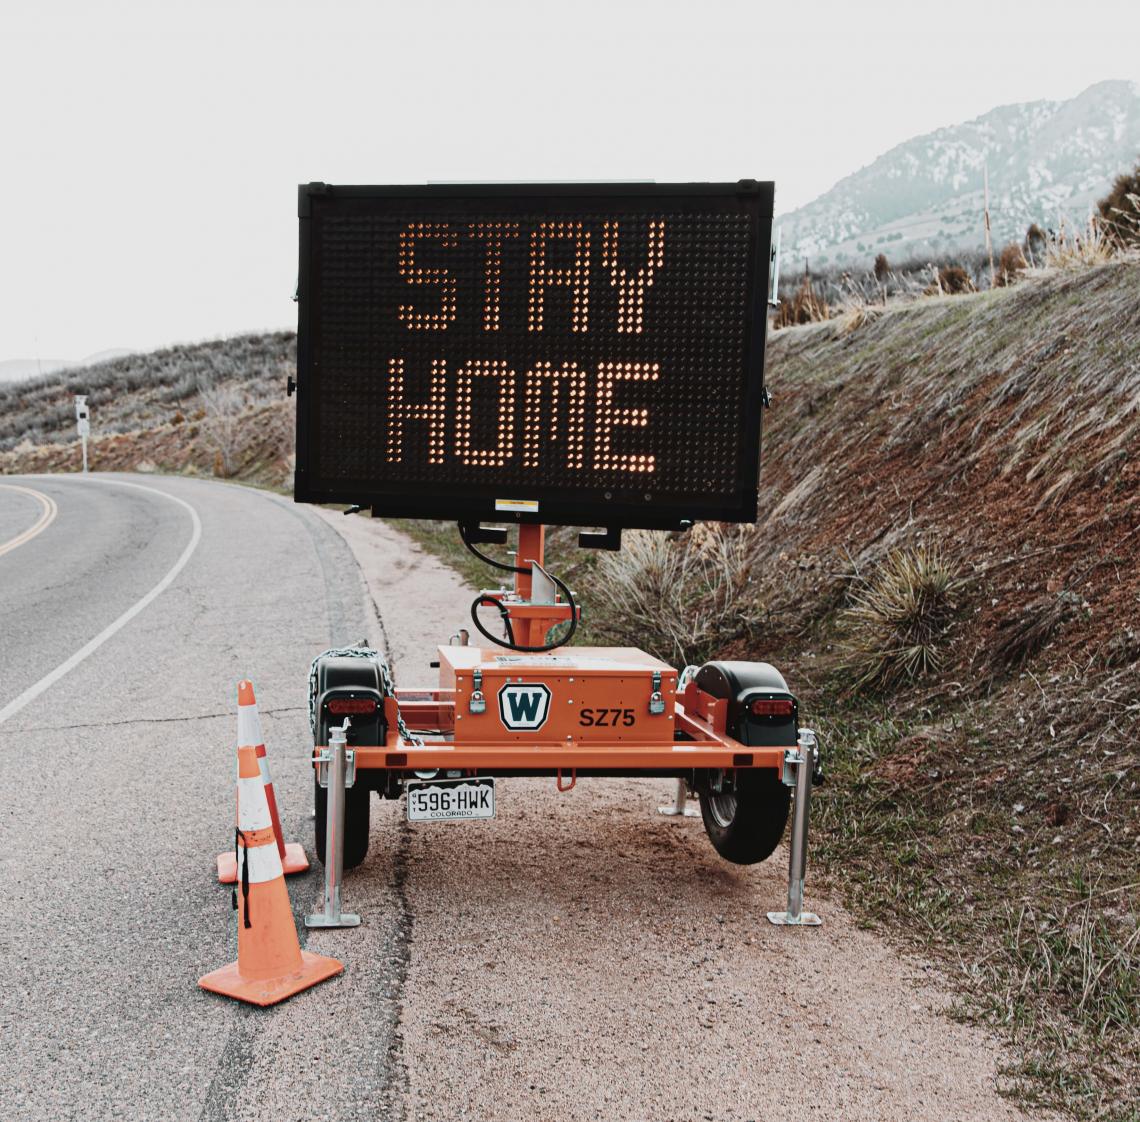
<box><xmin>778</xmin><ymin>79</ymin><xmax>1140</xmax><ymax>270</ymax></box>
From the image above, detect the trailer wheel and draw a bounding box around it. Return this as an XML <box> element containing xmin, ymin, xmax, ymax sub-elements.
<box><xmin>699</xmin><ymin>769</ymin><xmax>790</xmax><ymax>865</ymax></box>
<box><xmin>314</xmin><ymin>774</ymin><xmax>371</xmax><ymax>869</ymax></box>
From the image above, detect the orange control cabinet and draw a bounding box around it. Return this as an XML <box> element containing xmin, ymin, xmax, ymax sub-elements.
<box><xmin>439</xmin><ymin>646</ymin><xmax>678</xmax><ymax>745</ymax></box>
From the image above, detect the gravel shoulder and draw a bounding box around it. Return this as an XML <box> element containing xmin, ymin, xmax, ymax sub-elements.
<box><xmin>319</xmin><ymin>510</ymin><xmax>1049</xmax><ymax>1122</ymax></box>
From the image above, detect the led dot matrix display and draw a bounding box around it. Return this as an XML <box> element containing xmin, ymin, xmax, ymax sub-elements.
<box><xmin>295</xmin><ymin>182</ymin><xmax>774</xmax><ymax>529</ymax></box>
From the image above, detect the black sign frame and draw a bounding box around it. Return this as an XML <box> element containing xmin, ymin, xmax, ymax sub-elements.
<box><xmin>294</xmin><ymin>181</ymin><xmax>774</xmax><ymax>530</ymax></box>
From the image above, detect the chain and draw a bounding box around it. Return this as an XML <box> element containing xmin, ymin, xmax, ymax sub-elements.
<box><xmin>307</xmin><ymin>643</ymin><xmax>423</xmax><ymax>747</ymax></box>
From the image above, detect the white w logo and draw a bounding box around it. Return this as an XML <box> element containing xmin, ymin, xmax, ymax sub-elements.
<box><xmin>498</xmin><ymin>683</ymin><xmax>552</xmax><ymax>730</ymax></box>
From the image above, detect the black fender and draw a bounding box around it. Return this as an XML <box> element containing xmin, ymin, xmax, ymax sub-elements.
<box><xmin>312</xmin><ymin>653</ymin><xmax>389</xmax><ymax>792</ymax></box>
<box><xmin>695</xmin><ymin>660</ymin><xmax>798</xmax><ymax>747</ymax></box>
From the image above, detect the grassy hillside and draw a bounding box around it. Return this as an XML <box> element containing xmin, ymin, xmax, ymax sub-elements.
<box><xmin>0</xmin><ymin>333</ymin><xmax>294</xmax><ymax>485</ymax></box>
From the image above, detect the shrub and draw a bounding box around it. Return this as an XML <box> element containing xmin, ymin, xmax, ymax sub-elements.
<box><xmin>197</xmin><ymin>382</ymin><xmax>246</xmax><ymax>477</ymax></box>
<box><xmin>0</xmin><ymin>330</ymin><xmax>295</xmax><ymax>453</ymax></box>
<box><xmin>841</xmin><ymin>545</ymin><xmax>963</xmax><ymax>690</ymax></box>
<box><xmin>1096</xmin><ymin>160</ymin><xmax>1140</xmax><ymax>248</ymax></box>
<box><xmin>873</xmin><ymin>253</ymin><xmax>890</xmax><ymax>282</ymax></box>
<box><xmin>922</xmin><ymin>265</ymin><xmax>974</xmax><ymax>296</ymax></box>
<box><xmin>995</xmin><ymin>242</ymin><xmax>1028</xmax><ymax>286</ymax></box>
<box><xmin>1024</xmin><ymin>223</ymin><xmax>1047</xmax><ymax>266</ymax></box>
<box><xmin>835</xmin><ymin>299</ymin><xmax>883</xmax><ymax>337</ymax></box>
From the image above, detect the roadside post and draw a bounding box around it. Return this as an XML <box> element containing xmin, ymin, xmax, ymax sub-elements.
<box><xmin>74</xmin><ymin>395</ymin><xmax>89</xmax><ymax>473</ymax></box>
<box><xmin>306</xmin><ymin>720</ymin><xmax>361</xmax><ymax>929</ymax></box>
<box><xmin>767</xmin><ymin>728</ymin><xmax>823</xmax><ymax>926</ymax></box>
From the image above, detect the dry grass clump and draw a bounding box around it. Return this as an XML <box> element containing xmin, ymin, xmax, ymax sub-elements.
<box><xmin>833</xmin><ymin>271</ymin><xmax>887</xmax><ymax>336</ymax></box>
<box><xmin>1044</xmin><ymin>215</ymin><xmax>1117</xmax><ymax>269</ymax></box>
<box><xmin>841</xmin><ymin>545</ymin><xmax>964</xmax><ymax>690</ymax></box>
<box><xmin>1098</xmin><ymin>626</ymin><xmax>1140</xmax><ymax>670</ymax></box>
<box><xmin>590</xmin><ymin>525</ymin><xmax>763</xmax><ymax>667</ymax></box>
<box><xmin>989</xmin><ymin>591</ymin><xmax>1082</xmax><ymax>670</ymax></box>
<box><xmin>773</xmin><ymin>273</ymin><xmax>830</xmax><ymax>329</ymax></box>
<box><xmin>835</xmin><ymin>299</ymin><xmax>884</xmax><ymax>337</ymax></box>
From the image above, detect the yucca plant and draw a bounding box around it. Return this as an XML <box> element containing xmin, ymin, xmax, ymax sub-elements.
<box><xmin>841</xmin><ymin>545</ymin><xmax>963</xmax><ymax>690</ymax></box>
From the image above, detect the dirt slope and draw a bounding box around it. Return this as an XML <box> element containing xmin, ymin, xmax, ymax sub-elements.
<box><xmin>756</xmin><ymin>260</ymin><xmax>1139</xmax><ymax>670</ymax></box>
<box><xmin>399</xmin><ymin>262</ymin><xmax>1140</xmax><ymax>1118</ymax></box>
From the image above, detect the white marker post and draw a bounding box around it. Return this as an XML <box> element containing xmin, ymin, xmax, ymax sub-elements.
<box><xmin>74</xmin><ymin>395</ymin><xmax>89</xmax><ymax>474</ymax></box>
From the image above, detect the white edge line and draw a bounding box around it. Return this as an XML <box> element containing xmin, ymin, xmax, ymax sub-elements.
<box><xmin>0</xmin><ymin>477</ymin><xmax>203</xmax><ymax>727</ymax></box>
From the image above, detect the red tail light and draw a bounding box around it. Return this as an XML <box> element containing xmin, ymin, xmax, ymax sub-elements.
<box><xmin>328</xmin><ymin>698</ymin><xmax>378</xmax><ymax>715</ymax></box>
<box><xmin>750</xmin><ymin>698</ymin><xmax>794</xmax><ymax>718</ymax></box>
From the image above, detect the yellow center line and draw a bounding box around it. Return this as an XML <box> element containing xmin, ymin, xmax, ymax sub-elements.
<box><xmin>0</xmin><ymin>484</ymin><xmax>59</xmax><ymax>558</ymax></box>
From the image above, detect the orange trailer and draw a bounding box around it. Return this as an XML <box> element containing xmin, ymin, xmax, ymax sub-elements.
<box><xmin>308</xmin><ymin>521</ymin><xmax>815</xmax><ymax>871</ymax></box>
<box><xmin>294</xmin><ymin>181</ymin><xmax>822</xmax><ymax>905</ymax></box>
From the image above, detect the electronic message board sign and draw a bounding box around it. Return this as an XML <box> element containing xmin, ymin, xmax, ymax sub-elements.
<box><xmin>294</xmin><ymin>181</ymin><xmax>774</xmax><ymax>530</ymax></box>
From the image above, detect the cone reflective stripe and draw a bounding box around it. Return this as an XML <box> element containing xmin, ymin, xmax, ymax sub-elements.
<box><xmin>199</xmin><ymin>745</ymin><xmax>343</xmax><ymax>1006</ymax></box>
<box><xmin>216</xmin><ymin>680</ymin><xmax>309</xmax><ymax>883</ymax></box>
<box><xmin>239</xmin><ymin>689</ymin><xmax>285</xmax><ymax>860</ymax></box>
<box><xmin>235</xmin><ymin>770</ymin><xmax>282</xmax><ymax>893</ymax></box>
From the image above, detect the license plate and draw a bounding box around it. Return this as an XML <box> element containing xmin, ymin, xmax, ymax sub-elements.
<box><xmin>406</xmin><ymin>776</ymin><xmax>496</xmax><ymax>822</ymax></box>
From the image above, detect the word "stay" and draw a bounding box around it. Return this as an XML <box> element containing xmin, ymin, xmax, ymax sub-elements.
<box><xmin>397</xmin><ymin>219</ymin><xmax>666</xmax><ymax>335</ymax></box>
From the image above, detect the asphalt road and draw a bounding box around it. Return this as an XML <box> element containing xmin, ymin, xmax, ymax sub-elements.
<box><xmin>0</xmin><ymin>473</ymin><xmax>1043</xmax><ymax>1122</ymax></box>
<box><xmin>0</xmin><ymin>474</ymin><xmax>400</xmax><ymax>1121</ymax></box>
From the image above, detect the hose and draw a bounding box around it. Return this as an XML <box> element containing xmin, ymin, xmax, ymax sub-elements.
<box><xmin>459</xmin><ymin>523</ymin><xmax>579</xmax><ymax>653</ymax></box>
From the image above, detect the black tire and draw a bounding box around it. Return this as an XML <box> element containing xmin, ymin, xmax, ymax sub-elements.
<box><xmin>699</xmin><ymin>769</ymin><xmax>791</xmax><ymax>865</ymax></box>
<box><xmin>314</xmin><ymin>773</ymin><xmax>371</xmax><ymax>869</ymax></box>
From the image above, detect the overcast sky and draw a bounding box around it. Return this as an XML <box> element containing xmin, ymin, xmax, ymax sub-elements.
<box><xmin>2</xmin><ymin>0</ymin><xmax>1137</xmax><ymax>363</ymax></box>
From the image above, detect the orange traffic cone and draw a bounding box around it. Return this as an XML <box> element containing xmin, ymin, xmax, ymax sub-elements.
<box><xmin>217</xmin><ymin>680</ymin><xmax>309</xmax><ymax>883</ymax></box>
<box><xmin>199</xmin><ymin>744</ymin><xmax>343</xmax><ymax>1006</ymax></box>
